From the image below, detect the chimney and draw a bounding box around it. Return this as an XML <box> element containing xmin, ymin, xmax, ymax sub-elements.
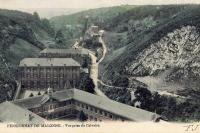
<box><xmin>47</xmin><ymin>87</ymin><xmax>53</xmax><ymax>97</ymax></box>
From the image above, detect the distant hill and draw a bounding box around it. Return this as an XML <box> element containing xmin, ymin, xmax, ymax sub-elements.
<box><xmin>49</xmin><ymin>5</ymin><xmax>136</xmax><ymax>49</ymax></box>
<box><xmin>50</xmin><ymin>5</ymin><xmax>136</xmax><ymax>30</ymax></box>
<box><xmin>19</xmin><ymin>8</ymin><xmax>86</xmax><ymax>19</ymax></box>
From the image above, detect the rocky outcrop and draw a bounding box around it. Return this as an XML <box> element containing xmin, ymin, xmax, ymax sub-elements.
<box><xmin>127</xmin><ymin>25</ymin><xmax>200</xmax><ymax>90</ymax></box>
<box><xmin>127</xmin><ymin>26</ymin><xmax>200</xmax><ymax>75</ymax></box>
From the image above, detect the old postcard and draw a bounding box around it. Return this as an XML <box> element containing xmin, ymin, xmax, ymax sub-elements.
<box><xmin>0</xmin><ymin>0</ymin><xmax>200</xmax><ymax>133</ymax></box>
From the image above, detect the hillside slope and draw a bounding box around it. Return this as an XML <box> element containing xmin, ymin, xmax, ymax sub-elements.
<box><xmin>99</xmin><ymin>5</ymin><xmax>200</xmax><ymax>98</ymax></box>
<box><xmin>0</xmin><ymin>9</ymin><xmax>56</xmax><ymax>63</ymax></box>
<box><xmin>0</xmin><ymin>9</ymin><xmax>55</xmax><ymax>103</ymax></box>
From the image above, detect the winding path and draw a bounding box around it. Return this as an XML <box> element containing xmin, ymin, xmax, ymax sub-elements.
<box><xmin>73</xmin><ymin>31</ymin><xmax>108</xmax><ymax>97</ymax></box>
<box><xmin>97</xmin><ymin>34</ymin><xmax>107</xmax><ymax>64</ymax></box>
<box><xmin>88</xmin><ymin>32</ymin><xmax>108</xmax><ymax>97</ymax></box>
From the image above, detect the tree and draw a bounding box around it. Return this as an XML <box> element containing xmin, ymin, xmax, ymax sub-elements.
<box><xmin>79</xmin><ymin>74</ymin><xmax>95</xmax><ymax>94</ymax></box>
<box><xmin>84</xmin><ymin>77</ymin><xmax>95</xmax><ymax>93</ymax></box>
<box><xmin>38</xmin><ymin>91</ymin><xmax>41</xmax><ymax>95</ymax></box>
<box><xmin>165</xmin><ymin>97</ymin><xmax>177</xmax><ymax>119</ymax></box>
<box><xmin>113</xmin><ymin>76</ymin><xmax>129</xmax><ymax>87</ymax></box>
<box><xmin>33</xmin><ymin>12</ymin><xmax>40</xmax><ymax>20</ymax></box>
<box><xmin>78</xmin><ymin>111</ymin><xmax>88</xmax><ymax>121</ymax></box>
<box><xmin>55</xmin><ymin>29</ymin><xmax>66</xmax><ymax>46</ymax></box>
<box><xmin>79</xmin><ymin>15</ymin><xmax>89</xmax><ymax>40</ymax></box>
<box><xmin>41</xmin><ymin>18</ymin><xmax>55</xmax><ymax>36</ymax></box>
<box><xmin>29</xmin><ymin>93</ymin><xmax>34</xmax><ymax>97</ymax></box>
<box><xmin>151</xmin><ymin>92</ymin><xmax>162</xmax><ymax>112</ymax></box>
<box><xmin>82</xmin><ymin>59</ymin><xmax>88</xmax><ymax>68</ymax></box>
<box><xmin>134</xmin><ymin>86</ymin><xmax>153</xmax><ymax>110</ymax></box>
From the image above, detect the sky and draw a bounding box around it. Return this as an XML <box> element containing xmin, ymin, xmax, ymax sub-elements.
<box><xmin>0</xmin><ymin>0</ymin><xmax>200</xmax><ymax>9</ymax></box>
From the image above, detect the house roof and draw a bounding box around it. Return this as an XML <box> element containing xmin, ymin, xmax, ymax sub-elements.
<box><xmin>19</xmin><ymin>58</ymin><xmax>81</xmax><ymax>67</ymax></box>
<box><xmin>40</xmin><ymin>48</ymin><xmax>89</xmax><ymax>55</ymax></box>
<box><xmin>12</xmin><ymin>89</ymin><xmax>160</xmax><ymax>122</ymax></box>
<box><xmin>0</xmin><ymin>101</ymin><xmax>45</xmax><ymax>124</ymax></box>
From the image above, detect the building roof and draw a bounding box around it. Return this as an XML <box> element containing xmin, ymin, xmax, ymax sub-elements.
<box><xmin>19</xmin><ymin>58</ymin><xmax>81</xmax><ymax>67</ymax></box>
<box><xmin>12</xmin><ymin>89</ymin><xmax>160</xmax><ymax>122</ymax></box>
<box><xmin>0</xmin><ymin>101</ymin><xmax>45</xmax><ymax>124</ymax></box>
<box><xmin>40</xmin><ymin>48</ymin><xmax>89</xmax><ymax>55</ymax></box>
<box><xmin>13</xmin><ymin>90</ymin><xmax>74</xmax><ymax>109</ymax></box>
<box><xmin>73</xmin><ymin>89</ymin><xmax>160</xmax><ymax>122</ymax></box>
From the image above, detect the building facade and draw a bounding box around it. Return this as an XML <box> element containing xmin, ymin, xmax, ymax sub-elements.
<box><xmin>18</xmin><ymin>58</ymin><xmax>81</xmax><ymax>91</ymax></box>
<box><xmin>8</xmin><ymin>88</ymin><xmax>162</xmax><ymax>122</ymax></box>
<box><xmin>39</xmin><ymin>48</ymin><xmax>90</xmax><ymax>68</ymax></box>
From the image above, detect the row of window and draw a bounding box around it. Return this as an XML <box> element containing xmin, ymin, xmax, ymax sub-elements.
<box><xmin>32</xmin><ymin>101</ymin><xmax>73</xmax><ymax>113</ymax></box>
<box><xmin>21</xmin><ymin>73</ymin><xmax>79</xmax><ymax>79</ymax></box>
<box><xmin>74</xmin><ymin>101</ymin><xmax>113</xmax><ymax>119</ymax></box>
<box><xmin>88</xmin><ymin>115</ymin><xmax>102</xmax><ymax>121</ymax></box>
<box><xmin>40</xmin><ymin>53</ymin><xmax>84</xmax><ymax>57</ymax></box>
<box><xmin>40</xmin><ymin>109</ymin><xmax>73</xmax><ymax>120</ymax></box>
<box><xmin>23</xmin><ymin>70</ymin><xmax>78</xmax><ymax>74</ymax></box>
<box><xmin>22</xmin><ymin>68</ymin><xmax>79</xmax><ymax>73</ymax></box>
<box><xmin>22</xmin><ymin>75</ymin><xmax>72</xmax><ymax>79</ymax></box>
<box><xmin>21</xmin><ymin>72</ymin><xmax>78</xmax><ymax>76</ymax></box>
<box><xmin>22</xmin><ymin>83</ymin><xmax>79</xmax><ymax>90</ymax></box>
<box><xmin>22</xmin><ymin>80</ymin><xmax>76</xmax><ymax>85</ymax></box>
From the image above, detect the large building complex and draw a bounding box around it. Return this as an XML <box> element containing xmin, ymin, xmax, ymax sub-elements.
<box><xmin>6</xmin><ymin>44</ymin><xmax>163</xmax><ymax>124</ymax></box>
<box><xmin>0</xmin><ymin>88</ymin><xmax>161</xmax><ymax>123</ymax></box>
<box><xmin>18</xmin><ymin>58</ymin><xmax>81</xmax><ymax>91</ymax></box>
